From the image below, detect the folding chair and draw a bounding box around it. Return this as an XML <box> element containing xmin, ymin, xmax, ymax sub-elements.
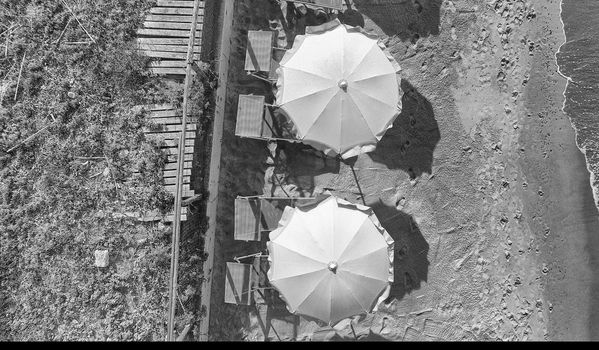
<box><xmin>234</xmin><ymin>195</ymin><xmax>317</xmax><ymax>241</ymax></box>
<box><xmin>245</xmin><ymin>30</ymin><xmax>280</xmax><ymax>83</ymax></box>
<box><xmin>226</xmin><ymin>253</ymin><xmax>275</xmax><ymax>305</ymax></box>
<box><xmin>224</xmin><ymin>261</ymin><xmax>256</xmax><ymax>305</ymax></box>
<box><xmin>235</xmin><ymin>94</ymin><xmax>297</xmax><ymax>141</ymax></box>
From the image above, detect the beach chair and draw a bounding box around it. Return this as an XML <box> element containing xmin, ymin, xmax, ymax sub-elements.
<box><xmin>224</xmin><ymin>261</ymin><xmax>256</xmax><ymax>305</ymax></box>
<box><xmin>245</xmin><ymin>30</ymin><xmax>280</xmax><ymax>83</ymax></box>
<box><xmin>235</xmin><ymin>94</ymin><xmax>296</xmax><ymax>141</ymax></box>
<box><xmin>234</xmin><ymin>195</ymin><xmax>317</xmax><ymax>241</ymax></box>
<box><xmin>225</xmin><ymin>252</ymin><xmax>275</xmax><ymax>303</ymax></box>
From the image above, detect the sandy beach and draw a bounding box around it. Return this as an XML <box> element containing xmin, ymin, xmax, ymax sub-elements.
<box><xmin>203</xmin><ymin>0</ymin><xmax>599</xmax><ymax>340</ymax></box>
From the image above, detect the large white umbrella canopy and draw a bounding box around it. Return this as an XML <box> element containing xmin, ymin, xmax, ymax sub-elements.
<box><xmin>275</xmin><ymin>20</ymin><xmax>401</xmax><ymax>159</ymax></box>
<box><xmin>266</xmin><ymin>195</ymin><xmax>394</xmax><ymax>325</ymax></box>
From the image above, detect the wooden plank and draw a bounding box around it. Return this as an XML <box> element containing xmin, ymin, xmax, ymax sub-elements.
<box><xmin>137</xmin><ymin>28</ymin><xmax>201</xmax><ymax>37</ymax></box>
<box><xmin>150</xmin><ymin>67</ymin><xmax>187</xmax><ymax>75</ymax></box>
<box><xmin>163</xmin><ymin>168</ymin><xmax>192</xmax><ymax>177</ymax></box>
<box><xmin>165</xmin><ymin>184</ymin><xmax>192</xmax><ymax>193</ymax></box>
<box><xmin>150</xmin><ymin>7</ymin><xmax>203</xmax><ymax>15</ymax></box>
<box><xmin>137</xmin><ymin>44</ymin><xmax>201</xmax><ymax>53</ymax></box>
<box><xmin>137</xmin><ymin>37</ymin><xmax>200</xmax><ymax>45</ymax></box>
<box><xmin>143</xmin><ymin>123</ymin><xmax>197</xmax><ymax>134</ymax></box>
<box><xmin>144</xmin><ymin>206</ymin><xmax>187</xmax><ymax>217</ymax></box>
<box><xmin>164</xmin><ymin>214</ymin><xmax>188</xmax><ymax>222</ymax></box>
<box><xmin>164</xmin><ymin>176</ymin><xmax>191</xmax><ymax>185</ymax></box>
<box><xmin>166</xmin><ymin>153</ymin><xmax>194</xmax><ymax>163</ymax></box>
<box><xmin>151</xmin><ymin>116</ymin><xmax>199</xmax><ymax>125</ymax></box>
<box><xmin>163</xmin><ymin>161</ymin><xmax>193</xmax><ymax>170</ymax></box>
<box><xmin>145</xmin><ymin>124</ymin><xmax>197</xmax><ymax>133</ymax></box>
<box><xmin>147</xmin><ymin>103</ymin><xmax>175</xmax><ymax>111</ymax></box>
<box><xmin>140</xmin><ymin>50</ymin><xmax>188</xmax><ymax>60</ymax></box>
<box><xmin>147</xmin><ymin>131</ymin><xmax>196</xmax><ymax>139</ymax></box>
<box><xmin>149</xmin><ymin>68</ymin><xmax>185</xmax><ymax>75</ymax></box>
<box><xmin>161</xmin><ymin>146</ymin><xmax>195</xmax><ymax>155</ymax></box>
<box><xmin>161</xmin><ymin>139</ymin><xmax>196</xmax><ymax>148</ymax></box>
<box><xmin>149</xmin><ymin>60</ymin><xmax>187</xmax><ymax>68</ymax></box>
<box><xmin>161</xmin><ymin>143</ymin><xmax>196</xmax><ymax>151</ymax></box>
<box><xmin>144</xmin><ymin>14</ymin><xmax>199</xmax><ymax>23</ymax></box>
<box><xmin>166</xmin><ymin>1</ymin><xmax>203</xmax><ymax>339</ymax></box>
<box><xmin>151</xmin><ymin>116</ymin><xmax>183</xmax><ymax>124</ymax></box>
<box><xmin>144</xmin><ymin>21</ymin><xmax>204</xmax><ymax>31</ymax></box>
<box><xmin>140</xmin><ymin>51</ymin><xmax>201</xmax><ymax>61</ymax></box>
<box><xmin>157</xmin><ymin>0</ymin><xmax>204</xmax><ymax>7</ymax></box>
<box><xmin>150</xmin><ymin>109</ymin><xmax>180</xmax><ymax>118</ymax></box>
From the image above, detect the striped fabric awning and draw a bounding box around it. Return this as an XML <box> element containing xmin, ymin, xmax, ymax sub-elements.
<box><xmin>235</xmin><ymin>95</ymin><xmax>265</xmax><ymax>138</ymax></box>
<box><xmin>245</xmin><ymin>30</ymin><xmax>275</xmax><ymax>72</ymax></box>
<box><xmin>234</xmin><ymin>197</ymin><xmax>318</xmax><ymax>241</ymax></box>
<box><xmin>224</xmin><ymin>262</ymin><xmax>254</xmax><ymax>305</ymax></box>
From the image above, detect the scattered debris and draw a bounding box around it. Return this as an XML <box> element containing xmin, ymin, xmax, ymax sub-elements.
<box><xmin>94</xmin><ymin>249</ymin><xmax>109</xmax><ymax>268</ymax></box>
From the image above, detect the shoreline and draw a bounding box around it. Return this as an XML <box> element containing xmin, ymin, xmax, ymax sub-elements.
<box><xmin>545</xmin><ymin>0</ymin><xmax>599</xmax><ymax>340</ymax></box>
<box><xmin>555</xmin><ymin>0</ymin><xmax>599</xmax><ymax>213</ymax></box>
<box><xmin>520</xmin><ymin>0</ymin><xmax>599</xmax><ymax>340</ymax></box>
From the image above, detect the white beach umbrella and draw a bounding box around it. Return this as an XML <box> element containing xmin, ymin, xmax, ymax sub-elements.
<box><xmin>275</xmin><ymin>19</ymin><xmax>401</xmax><ymax>159</ymax></box>
<box><xmin>266</xmin><ymin>195</ymin><xmax>394</xmax><ymax>325</ymax></box>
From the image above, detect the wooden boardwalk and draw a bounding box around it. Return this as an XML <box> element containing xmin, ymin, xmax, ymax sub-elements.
<box><xmin>137</xmin><ymin>0</ymin><xmax>205</xmax><ymax>77</ymax></box>
<box><xmin>135</xmin><ymin>0</ymin><xmax>206</xmax><ymax>342</ymax></box>
<box><xmin>142</xmin><ymin>103</ymin><xmax>200</xmax><ymax>222</ymax></box>
<box><xmin>135</xmin><ymin>0</ymin><xmax>205</xmax><ymax>223</ymax></box>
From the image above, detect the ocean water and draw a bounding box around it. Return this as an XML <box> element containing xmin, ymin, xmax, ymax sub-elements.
<box><xmin>556</xmin><ymin>0</ymin><xmax>599</xmax><ymax>211</ymax></box>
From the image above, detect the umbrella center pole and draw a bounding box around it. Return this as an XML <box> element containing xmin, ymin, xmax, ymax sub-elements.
<box><xmin>338</xmin><ymin>79</ymin><xmax>348</xmax><ymax>92</ymax></box>
<box><xmin>327</xmin><ymin>261</ymin><xmax>339</xmax><ymax>273</ymax></box>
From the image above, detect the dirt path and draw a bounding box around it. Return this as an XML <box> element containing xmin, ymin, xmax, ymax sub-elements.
<box><xmin>197</xmin><ymin>0</ymin><xmax>235</xmax><ymax>341</ymax></box>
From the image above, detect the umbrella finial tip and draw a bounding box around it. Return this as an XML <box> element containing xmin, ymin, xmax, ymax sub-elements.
<box><xmin>338</xmin><ymin>79</ymin><xmax>348</xmax><ymax>91</ymax></box>
<box><xmin>328</xmin><ymin>261</ymin><xmax>338</xmax><ymax>273</ymax></box>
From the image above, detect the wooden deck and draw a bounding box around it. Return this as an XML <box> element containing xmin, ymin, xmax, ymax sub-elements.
<box><xmin>135</xmin><ymin>0</ymin><xmax>206</xmax><ymax>223</ymax></box>
<box><xmin>140</xmin><ymin>103</ymin><xmax>199</xmax><ymax>222</ymax></box>
<box><xmin>136</xmin><ymin>0</ymin><xmax>205</xmax><ymax>77</ymax></box>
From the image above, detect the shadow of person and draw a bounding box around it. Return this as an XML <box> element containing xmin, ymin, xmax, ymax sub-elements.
<box><xmin>273</xmin><ymin>142</ymin><xmax>341</xmax><ymax>196</ymax></box>
<box><xmin>368</xmin><ymin>79</ymin><xmax>440</xmax><ymax>180</ymax></box>
<box><xmin>353</xmin><ymin>0</ymin><xmax>442</xmax><ymax>42</ymax></box>
<box><xmin>370</xmin><ymin>200</ymin><xmax>429</xmax><ymax>302</ymax></box>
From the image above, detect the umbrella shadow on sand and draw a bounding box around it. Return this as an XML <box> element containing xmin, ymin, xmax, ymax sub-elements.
<box><xmin>353</xmin><ymin>0</ymin><xmax>442</xmax><ymax>43</ymax></box>
<box><xmin>368</xmin><ymin>79</ymin><xmax>440</xmax><ymax>180</ymax></box>
<box><xmin>370</xmin><ymin>201</ymin><xmax>429</xmax><ymax>302</ymax></box>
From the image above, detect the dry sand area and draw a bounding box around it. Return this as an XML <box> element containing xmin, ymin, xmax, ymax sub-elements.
<box><xmin>206</xmin><ymin>0</ymin><xmax>599</xmax><ymax>341</ymax></box>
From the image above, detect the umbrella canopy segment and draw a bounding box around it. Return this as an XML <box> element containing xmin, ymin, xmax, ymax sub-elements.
<box><xmin>266</xmin><ymin>195</ymin><xmax>394</xmax><ymax>325</ymax></box>
<box><xmin>275</xmin><ymin>19</ymin><xmax>401</xmax><ymax>159</ymax></box>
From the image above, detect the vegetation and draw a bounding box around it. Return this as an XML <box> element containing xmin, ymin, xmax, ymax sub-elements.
<box><xmin>0</xmin><ymin>0</ymin><xmax>212</xmax><ymax>340</ymax></box>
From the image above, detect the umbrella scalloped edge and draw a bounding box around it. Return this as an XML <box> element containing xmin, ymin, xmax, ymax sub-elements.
<box><xmin>266</xmin><ymin>194</ymin><xmax>394</xmax><ymax>324</ymax></box>
<box><xmin>274</xmin><ymin>19</ymin><xmax>403</xmax><ymax>159</ymax></box>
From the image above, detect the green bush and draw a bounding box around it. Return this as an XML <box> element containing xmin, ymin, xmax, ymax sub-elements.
<box><xmin>0</xmin><ymin>0</ymin><xmax>205</xmax><ymax>341</ymax></box>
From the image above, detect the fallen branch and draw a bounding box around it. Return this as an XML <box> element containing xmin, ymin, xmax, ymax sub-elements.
<box><xmin>181</xmin><ymin>194</ymin><xmax>202</xmax><ymax>206</ymax></box>
<box><xmin>13</xmin><ymin>52</ymin><xmax>26</xmax><ymax>101</ymax></box>
<box><xmin>59</xmin><ymin>0</ymin><xmax>96</xmax><ymax>43</ymax></box>
<box><xmin>176</xmin><ymin>324</ymin><xmax>192</xmax><ymax>341</ymax></box>
<box><xmin>63</xmin><ymin>41</ymin><xmax>93</xmax><ymax>45</ymax></box>
<box><xmin>6</xmin><ymin>114</ymin><xmax>56</xmax><ymax>153</ymax></box>
<box><xmin>53</xmin><ymin>17</ymin><xmax>72</xmax><ymax>45</ymax></box>
<box><xmin>0</xmin><ymin>24</ymin><xmax>19</xmax><ymax>38</ymax></box>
